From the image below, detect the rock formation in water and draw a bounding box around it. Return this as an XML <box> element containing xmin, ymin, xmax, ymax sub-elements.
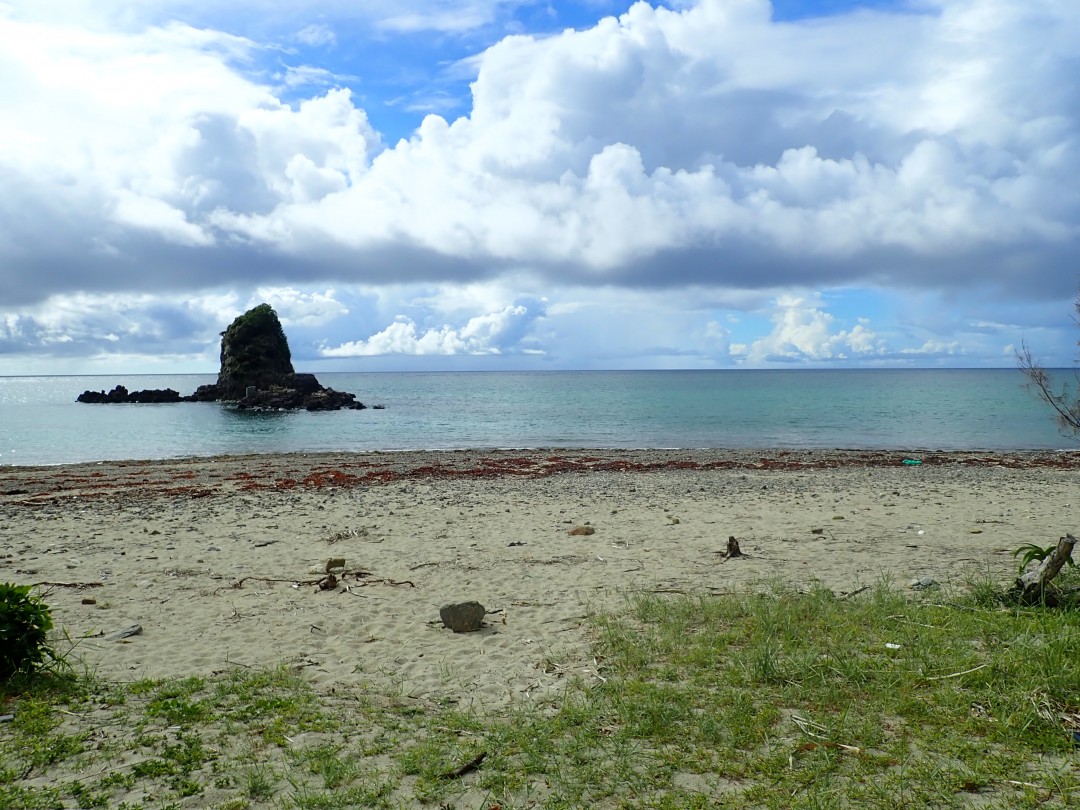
<box><xmin>77</xmin><ymin>304</ymin><xmax>366</xmax><ymax>411</ymax></box>
<box><xmin>76</xmin><ymin>386</ymin><xmax>184</xmax><ymax>404</ymax></box>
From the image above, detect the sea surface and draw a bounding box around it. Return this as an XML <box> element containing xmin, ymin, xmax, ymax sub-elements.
<box><xmin>0</xmin><ymin>369</ymin><xmax>1076</xmax><ymax>466</ymax></box>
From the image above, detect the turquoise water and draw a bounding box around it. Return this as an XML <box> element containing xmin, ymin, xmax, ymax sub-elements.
<box><xmin>0</xmin><ymin>369</ymin><xmax>1075</xmax><ymax>465</ymax></box>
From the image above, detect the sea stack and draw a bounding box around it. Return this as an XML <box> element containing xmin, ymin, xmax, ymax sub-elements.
<box><xmin>216</xmin><ymin>303</ymin><xmax>296</xmax><ymax>399</ymax></box>
<box><xmin>79</xmin><ymin>304</ymin><xmax>366</xmax><ymax>411</ymax></box>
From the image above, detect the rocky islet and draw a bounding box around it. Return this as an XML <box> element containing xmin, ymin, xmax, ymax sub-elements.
<box><xmin>77</xmin><ymin>304</ymin><xmax>367</xmax><ymax>411</ymax></box>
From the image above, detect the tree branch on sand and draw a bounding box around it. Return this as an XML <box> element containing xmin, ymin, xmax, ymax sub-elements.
<box><xmin>1012</xmin><ymin>288</ymin><xmax>1079</xmax><ymax>602</ymax></box>
<box><xmin>1017</xmin><ymin>343</ymin><xmax>1080</xmax><ymax>441</ymax></box>
<box><xmin>1012</xmin><ymin>534</ymin><xmax>1077</xmax><ymax>606</ymax></box>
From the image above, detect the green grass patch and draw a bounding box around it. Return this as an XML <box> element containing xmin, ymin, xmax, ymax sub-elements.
<box><xmin>2</xmin><ymin>581</ymin><xmax>1078</xmax><ymax>808</ymax></box>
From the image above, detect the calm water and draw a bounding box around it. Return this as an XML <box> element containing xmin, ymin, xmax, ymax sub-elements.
<box><xmin>0</xmin><ymin>369</ymin><xmax>1075</xmax><ymax>466</ymax></box>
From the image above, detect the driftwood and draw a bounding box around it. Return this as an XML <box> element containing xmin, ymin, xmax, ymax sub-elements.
<box><xmin>439</xmin><ymin>751</ymin><xmax>486</xmax><ymax>780</ymax></box>
<box><xmin>1015</xmin><ymin>534</ymin><xmax>1076</xmax><ymax>605</ymax></box>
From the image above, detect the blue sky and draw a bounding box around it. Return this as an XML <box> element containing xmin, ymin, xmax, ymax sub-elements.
<box><xmin>0</xmin><ymin>0</ymin><xmax>1077</xmax><ymax>374</ymax></box>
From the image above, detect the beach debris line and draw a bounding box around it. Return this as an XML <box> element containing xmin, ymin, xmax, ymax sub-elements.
<box><xmin>439</xmin><ymin>600</ymin><xmax>487</xmax><ymax>633</ymax></box>
<box><xmin>228</xmin><ymin>568</ymin><xmax>414</xmax><ymax>591</ymax></box>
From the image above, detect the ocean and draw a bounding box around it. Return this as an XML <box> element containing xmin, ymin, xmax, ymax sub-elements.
<box><xmin>0</xmin><ymin>369</ymin><xmax>1075</xmax><ymax>466</ymax></box>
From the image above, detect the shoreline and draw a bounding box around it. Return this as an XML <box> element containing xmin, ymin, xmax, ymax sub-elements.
<box><xmin>2</xmin><ymin>448</ymin><xmax>1078</xmax><ymax>709</ymax></box>
<box><xmin>3</xmin><ymin>447</ymin><xmax>1079</xmax><ymax>505</ymax></box>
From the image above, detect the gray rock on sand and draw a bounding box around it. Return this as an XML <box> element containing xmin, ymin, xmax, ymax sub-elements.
<box><xmin>439</xmin><ymin>601</ymin><xmax>486</xmax><ymax>633</ymax></box>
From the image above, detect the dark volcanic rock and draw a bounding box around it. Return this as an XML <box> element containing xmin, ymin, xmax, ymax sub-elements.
<box><xmin>190</xmin><ymin>384</ymin><xmax>223</xmax><ymax>402</ymax></box>
<box><xmin>216</xmin><ymin>303</ymin><xmax>295</xmax><ymax>399</ymax></box>
<box><xmin>77</xmin><ymin>386</ymin><xmax>183</xmax><ymax>404</ymax></box>
<box><xmin>76</xmin><ymin>304</ymin><xmax>368</xmax><ymax>412</ymax></box>
<box><xmin>128</xmin><ymin>389</ymin><xmax>183</xmax><ymax>403</ymax></box>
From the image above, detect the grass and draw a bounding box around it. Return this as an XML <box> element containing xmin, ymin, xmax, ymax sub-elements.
<box><xmin>2</xmin><ymin>578</ymin><xmax>1079</xmax><ymax>808</ymax></box>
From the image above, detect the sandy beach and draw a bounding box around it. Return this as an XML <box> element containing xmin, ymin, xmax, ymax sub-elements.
<box><xmin>2</xmin><ymin>449</ymin><xmax>1077</xmax><ymax>709</ymax></box>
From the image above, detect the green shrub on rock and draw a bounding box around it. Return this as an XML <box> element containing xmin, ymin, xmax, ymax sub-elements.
<box><xmin>0</xmin><ymin>583</ymin><xmax>56</xmax><ymax>680</ymax></box>
<box><xmin>216</xmin><ymin>303</ymin><xmax>295</xmax><ymax>398</ymax></box>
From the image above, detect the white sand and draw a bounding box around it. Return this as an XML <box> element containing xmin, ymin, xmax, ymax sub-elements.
<box><xmin>2</xmin><ymin>450</ymin><xmax>1077</xmax><ymax>709</ymax></box>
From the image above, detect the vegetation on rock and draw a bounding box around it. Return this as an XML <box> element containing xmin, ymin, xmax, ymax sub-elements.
<box><xmin>77</xmin><ymin>303</ymin><xmax>367</xmax><ymax>409</ymax></box>
<box><xmin>216</xmin><ymin>303</ymin><xmax>295</xmax><ymax>399</ymax></box>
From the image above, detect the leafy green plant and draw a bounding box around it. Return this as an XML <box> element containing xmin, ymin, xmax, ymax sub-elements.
<box><xmin>1012</xmin><ymin>542</ymin><xmax>1075</xmax><ymax>573</ymax></box>
<box><xmin>0</xmin><ymin>583</ymin><xmax>57</xmax><ymax>680</ymax></box>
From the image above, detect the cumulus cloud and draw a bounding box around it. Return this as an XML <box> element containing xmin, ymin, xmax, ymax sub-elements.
<box><xmin>321</xmin><ymin>302</ymin><xmax>542</xmax><ymax>356</ymax></box>
<box><xmin>254</xmin><ymin>288</ymin><xmax>349</xmax><ymax>326</ymax></box>
<box><xmin>1</xmin><ymin>0</ymin><xmax>1078</xmax><ymax>370</ymax></box>
<box><xmin>0</xmin><ymin>293</ymin><xmax>233</xmax><ymax>363</ymax></box>
<box><xmin>3</xmin><ymin>0</ymin><xmax>1078</xmax><ymax>304</ymax></box>
<box><xmin>741</xmin><ymin>295</ymin><xmax>885</xmax><ymax>363</ymax></box>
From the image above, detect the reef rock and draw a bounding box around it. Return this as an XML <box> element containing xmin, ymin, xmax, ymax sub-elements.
<box><xmin>77</xmin><ymin>386</ymin><xmax>183</xmax><ymax>404</ymax></box>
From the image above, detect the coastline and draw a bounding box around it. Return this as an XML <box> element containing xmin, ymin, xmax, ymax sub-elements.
<box><xmin>2</xmin><ymin>447</ymin><xmax>1079</xmax><ymax>503</ymax></box>
<box><xmin>2</xmin><ymin>448</ymin><xmax>1078</xmax><ymax>709</ymax></box>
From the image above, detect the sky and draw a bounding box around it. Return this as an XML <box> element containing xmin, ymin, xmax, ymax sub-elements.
<box><xmin>0</xmin><ymin>0</ymin><xmax>1078</xmax><ymax>375</ymax></box>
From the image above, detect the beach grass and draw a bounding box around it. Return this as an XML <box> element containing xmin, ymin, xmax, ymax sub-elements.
<box><xmin>3</xmin><ymin>578</ymin><xmax>1079</xmax><ymax>809</ymax></box>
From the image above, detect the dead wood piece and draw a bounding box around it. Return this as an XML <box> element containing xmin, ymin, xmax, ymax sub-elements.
<box><xmin>726</xmin><ymin>536</ymin><xmax>743</xmax><ymax>558</ymax></box>
<box><xmin>839</xmin><ymin>586</ymin><xmax>870</xmax><ymax>601</ymax></box>
<box><xmin>439</xmin><ymin>751</ymin><xmax>486</xmax><ymax>780</ymax></box>
<box><xmin>105</xmin><ymin>624</ymin><xmax>143</xmax><ymax>642</ymax></box>
<box><xmin>355</xmin><ymin>577</ymin><xmax>415</xmax><ymax>588</ymax></box>
<box><xmin>31</xmin><ymin>581</ymin><xmax>105</xmax><ymax>589</ymax></box>
<box><xmin>1015</xmin><ymin>534</ymin><xmax>1077</xmax><ymax>604</ymax></box>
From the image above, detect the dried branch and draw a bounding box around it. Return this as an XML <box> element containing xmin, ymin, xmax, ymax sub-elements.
<box><xmin>1017</xmin><ymin>341</ymin><xmax>1080</xmax><ymax>439</ymax></box>
<box><xmin>1017</xmin><ymin>288</ymin><xmax>1080</xmax><ymax>441</ymax></box>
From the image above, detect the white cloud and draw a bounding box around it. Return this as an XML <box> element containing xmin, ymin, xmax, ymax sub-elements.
<box><xmin>252</xmin><ymin>288</ymin><xmax>349</xmax><ymax>326</ymax></box>
<box><xmin>296</xmin><ymin>23</ymin><xmax>336</xmax><ymax>47</ymax></box>
<box><xmin>321</xmin><ymin>303</ymin><xmax>538</xmax><ymax>356</ymax></box>
<box><xmin>0</xmin><ymin>0</ymin><xmax>1078</xmax><ymax>371</ymax></box>
<box><xmin>112</xmin><ymin>191</ymin><xmax>213</xmax><ymax>247</ymax></box>
<box><xmin>743</xmin><ymin>295</ymin><xmax>886</xmax><ymax>363</ymax></box>
<box><xmin>900</xmin><ymin>339</ymin><xmax>962</xmax><ymax>356</ymax></box>
<box><xmin>168</xmin><ymin>0</ymin><xmax>1074</xmax><ymax>299</ymax></box>
<box><xmin>3</xmin><ymin>1</ymin><xmax>1078</xmax><ymax>304</ymax></box>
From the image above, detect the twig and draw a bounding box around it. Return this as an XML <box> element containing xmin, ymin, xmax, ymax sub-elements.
<box><xmin>31</xmin><ymin>581</ymin><xmax>104</xmax><ymax>589</ymax></box>
<box><xmin>438</xmin><ymin>751</ymin><xmax>486</xmax><ymax>780</ymax></box>
<box><xmin>231</xmin><ymin>570</ymin><xmax>377</xmax><ymax>589</ymax></box>
<box><xmin>792</xmin><ymin>714</ymin><xmax>828</xmax><ymax>737</ymax></box>
<box><xmin>1004</xmin><ymin>779</ymin><xmax>1041</xmax><ymax>789</ymax></box>
<box><xmin>926</xmin><ymin>663</ymin><xmax>988</xmax><ymax>681</ymax></box>
<box><xmin>353</xmin><ymin>578</ymin><xmax>415</xmax><ymax>588</ymax></box>
<box><xmin>839</xmin><ymin>586</ymin><xmax>869</xmax><ymax>601</ymax></box>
